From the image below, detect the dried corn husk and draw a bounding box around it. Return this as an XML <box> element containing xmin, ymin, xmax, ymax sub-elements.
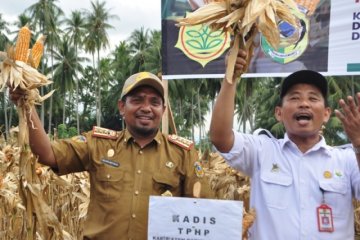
<box><xmin>242</xmin><ymin>208</ymin><xmax>256</xmax><ymax>239</ymax></box>
<box><xmin>0</xmin><ymin>139</ymin><xmax>88</xmax><ymax>239</ymax></box>
<box><xmin>202</xmin><ymin>151</ymin><xmax>254</xmax><ymax>239</ymax></box>
<box><xmin>0</xmin><ymin>25</ymin><xmax>60</xmax><ymax>239</ymax></box>
<box><xmin>177</xmin><ymin>0</ymin><xmax>300</xmax><ymax>83</ymax></box>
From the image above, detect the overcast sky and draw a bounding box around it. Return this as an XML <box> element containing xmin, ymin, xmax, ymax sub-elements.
<box><xmin>0</xmin><ymin>0</ymin><xmax>161</xmax><ymax>53</ymax></box>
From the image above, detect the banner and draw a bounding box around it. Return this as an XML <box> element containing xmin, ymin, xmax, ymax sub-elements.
<box><xmin>161</xmin><ymin>0</ymin><xmax>360</xmax><ymax>79</ymax></box>
<box><xmin>148</xmin><ymin>196</ymin><xmax>243</xmax><ymax>240</ymax></box>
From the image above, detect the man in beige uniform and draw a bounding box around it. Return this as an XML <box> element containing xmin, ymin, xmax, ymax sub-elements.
<box><xmin>10</xmin><ymin>72</ymin><xmax>213</xmax><ymax>239</ymax></box>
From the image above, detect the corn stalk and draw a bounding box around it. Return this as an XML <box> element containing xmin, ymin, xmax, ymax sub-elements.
<box><xmin>0</xmin><ymin>25</ymin><xmax>67</xmax><ymax>239</ymax></box>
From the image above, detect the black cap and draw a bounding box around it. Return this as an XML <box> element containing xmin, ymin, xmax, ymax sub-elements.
<box><xmin>280</xmin><ymin>70</ymin><xmax>328</xmax><ymax>99</ymax></box>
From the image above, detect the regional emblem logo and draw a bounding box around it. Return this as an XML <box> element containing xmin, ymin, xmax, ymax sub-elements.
<box><xmin>261</xmin><ymin>6</ymin><xmax>309</xmax><ymax>64</ymax></box>
<box><xmin>176</xmin><ymin>19</ymin><xmax>230</xmax><ymax>67</ymax></box>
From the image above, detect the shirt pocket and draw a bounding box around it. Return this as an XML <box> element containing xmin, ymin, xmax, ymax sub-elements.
<box><xmin>95</xmin><ymin>166</ymin><xmax>124</xmax><ymax>201</ymax></box>
<box><xmin>319</xmin><ymin>179</ymin><xmax>348</xmax><ymax>217</ymax></box>
<box><xmin>261</xmin><ymin>172</ymin><xmax>293</xmax><ymax>209</ymax></box>
<box><xmin>152</xmin><ymin>171</ymin><xmax>180</xmax><ymax>195</ymax></box>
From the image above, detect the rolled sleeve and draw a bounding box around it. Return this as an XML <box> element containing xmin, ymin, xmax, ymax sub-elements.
<box><xmin>51</xmin><ymin>138</ymin><xmax>89</xmax><ymax>175</ymax></box>
<box><xmin>217</xmin><ymin>130</ymin><xmax>260</xmax><ymax>176</ymax></box>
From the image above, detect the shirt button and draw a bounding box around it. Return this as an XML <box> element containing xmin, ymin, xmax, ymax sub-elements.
<box><xmin>137</xmin><ymin>170</ymin><xmax>142</xmax><ymax>174</ymax></box>
<box><xmin>135</xmin><ymin>191</ymin><xmax>139</xmax><ymax>195</ymax></box>
<box><xmin>132</xmin><ymin>214</ymin><xmax>136</xmax><ymax>218</ymax></box>
<box><xmin>106</xmin><ymin>174</ymin><xmax>111</xmax><ymax>179</ymax></box>
<box><xmin>139</xmin><ymin>150</ymin><xmax>143</xmax><ymax>154</ymax></box>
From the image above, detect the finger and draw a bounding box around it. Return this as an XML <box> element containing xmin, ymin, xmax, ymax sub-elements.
<box><xmin>234</xmin><ymin>50</ymin><xmax>247</xmax><ymax>70</ymax></box>
<box><xmin>357</xmin><ymin>92</ymin><xmax>360</xmax><ymax>112</ymax></box>
<box><xmin>347</xmin><ymin>95</ymin><xmax>359</xmax><ymax>117</ymax></box>
<box><xmin>339</xmin><ymin>98</ymin><xmax>353</xmax><ymax>119</ymax></box>
<box><xmin>334</xmin><ymin>109</ymin><xmax>350</xmax><ymax>131</ymax></box>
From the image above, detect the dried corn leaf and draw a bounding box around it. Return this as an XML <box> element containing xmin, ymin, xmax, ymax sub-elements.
<box><xmin>177</xmin><ymin>0</ymin><xmax>299</xmax><ymax>82</ymax></box>
<box><xmin>177</xmin><ymin>2</ymin><xmax>228</xmax><ymax>25</ymax></box>
<box><xmin>258</xmin><ymin>12</ymin><xmax>279</xmax><ymax>48</ymax></box>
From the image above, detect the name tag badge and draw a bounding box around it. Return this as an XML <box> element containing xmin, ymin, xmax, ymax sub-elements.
<box><xmin>101</xmin><ymin>158</ymin><xmax>120</xmax><ymax>168</ymax></box>
<box><xmin>317</xmin><ymin>204</ymin><xmax>334</xmax><ymax>232</ymax></box>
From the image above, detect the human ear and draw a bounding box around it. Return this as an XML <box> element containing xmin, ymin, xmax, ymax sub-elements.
<box><xmin>118</xmin><ymin>100</ymin><xmax>125</xmax><ymax>116</ymax></box>
<box><xmin>274</xmin><ymin>106</ymin><xmax>282</xmax><ymax>122</ymax></box>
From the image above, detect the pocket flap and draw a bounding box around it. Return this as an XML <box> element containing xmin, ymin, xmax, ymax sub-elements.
<box><xmin>96</xmin><ymin>167</ymin><xmax>124</xmax><ymax>182</ymax></box>
<box><xmin>261</xmin><ymin>172</ymin><xmax>293</xmax><ymax>186</ymax></box>
<box><xmin>153</xmin><ymin>172</ymin><xmax>179</xmax><ymax>187</ymax></box>
<box><xmin>319</xmin><ymin>180</ymin><xmax>347</xmax><ymax>195</ymax></box>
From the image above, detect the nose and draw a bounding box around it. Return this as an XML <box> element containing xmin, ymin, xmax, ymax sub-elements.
<box><xmin>298</xmin><ymin>98</ymin><xmax>310</xmax><ymax>108</ymax></box>
<box><xmin>140</xmin><ymin>100</ymin><xmax>152</xmax><ymax>112</ymax></box>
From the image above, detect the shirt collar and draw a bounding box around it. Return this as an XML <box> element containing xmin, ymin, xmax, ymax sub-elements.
<box><xmin>123</xmin><ymin>129</ymin><xmax>162</xmax><ymax>146</ymax></box>
<box><xmin>281</xmin><ymin>133</ymin><xmax>331</xmax><ymax>156</ymax></box>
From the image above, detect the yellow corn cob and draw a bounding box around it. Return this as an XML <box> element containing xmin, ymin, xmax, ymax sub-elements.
<box><xmin>29</xmin><ymin>34</ymin><xmax>46</xmax><ymax>68</ymax></box>
<box><xmin>15</xmin><ymin>24</ymin><xmax>31</xmax><ymax>62</ymax></box>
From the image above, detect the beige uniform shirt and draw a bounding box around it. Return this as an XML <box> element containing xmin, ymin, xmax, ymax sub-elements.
<box><xmin>52</xmin><ymin>128</ymin><xmax>213</xmax><ymax>240</ymax></box>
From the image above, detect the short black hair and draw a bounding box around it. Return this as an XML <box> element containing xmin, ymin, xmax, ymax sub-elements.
<box><xmin>279</xmin><ymin>70</ymin><xmax>328</xmax><ymax>106</ymax></box>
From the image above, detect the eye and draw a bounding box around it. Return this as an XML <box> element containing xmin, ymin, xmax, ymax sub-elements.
<box><xmin>151</xmin><ymin>98</ymin><xmax>162</xmax><ymax>106</ymax></box>
<box><xmin>129</xmin><ymin>96</ymin><xmax>143</xmax><ymax>104</ymax></box>
<box><xmin>309</xmin><ymin>96</ymin><xmax>320</xmax><ymax>102</ymax></box>
<box><xmin>289</xmin><ymin>96</ymin><xmax>299</xmax><ymax>101</ymax></box>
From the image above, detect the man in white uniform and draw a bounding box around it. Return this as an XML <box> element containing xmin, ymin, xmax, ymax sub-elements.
<box><xmin>210</xmin><ymin>49</ymin><xmax>360</xmax><ymax>239</ymax></box>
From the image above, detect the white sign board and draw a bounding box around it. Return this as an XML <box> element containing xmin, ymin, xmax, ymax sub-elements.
<box><xmin>148</xmin><ymin>196</ymin><xmax>243</xmax><ymax>240</ymax></box>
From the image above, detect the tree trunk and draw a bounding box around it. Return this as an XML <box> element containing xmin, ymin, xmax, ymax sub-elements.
<box><xmin>75</xmin><ymin>45</ymin><xmax>80</xmax><ymax>134</ymax></box>
<box><xmin>47</xmin><ymin>48</ymin><xmax>55</xmax><ymax>135</ymax></box>
<box><xmin>96</xmin><ymin>48</ymin><xmax>102</xmax><ymax>126</ymax></box>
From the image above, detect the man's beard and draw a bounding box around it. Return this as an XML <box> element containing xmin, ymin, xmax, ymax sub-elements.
<box><xmin>133</xmin><ymin>126</ymin><xmax>158</xmax><ymax>137</ymax></box>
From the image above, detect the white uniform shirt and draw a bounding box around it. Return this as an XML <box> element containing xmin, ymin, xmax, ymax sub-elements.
<box><xmin>220</xmin><ymin>130</ymin><xmax>360</xmax><ymax>240</ymax></box>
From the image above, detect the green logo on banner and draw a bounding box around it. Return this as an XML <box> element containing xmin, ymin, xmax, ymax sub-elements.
<box><xmin>176</xmin><ymin>17</ymin><xmax>230</xmax><ymax>67</ymax></box>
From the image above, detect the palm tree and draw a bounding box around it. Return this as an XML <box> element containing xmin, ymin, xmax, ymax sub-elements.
<box><xmin>64</xmin><ymin>10</ymin><xmax>87</xmax><ymax>134</ymax></box>
<box><xmin>79</xmin><ymin>66</ymin><xmax>97</xmax><ymax>132</ymax></box>
<box><xmin>128</xmin><ymin>27</ymin><xmax>150</xmax><ymax>73</ymax></box>
<box><xmin>144</xmin><ymin>30</ymin><xmax>162</xmax><ymax>74</ymax></box>
<box><xmin>235</xmin><ymin>77</ymin><xmax>260</xmax><ymax>133</ymax></box>
<box><xmin>0</xmin><ymin>14</ymin><xmax>10</xmax><ymax>49</ymax></box>
<box><xmin>0</xmin><ymin>14</ymin><xmax>10</xmax><ymax>139</ymax></box>
<box><xmin>84</xmin><ymin>0</ymin><xmax>118</xmax><ymax>126</ymax></box>
<box><xmin>51</xmin><ymin>37</ymin><xmax>86</xmax><ymax>124</ymax></box>
<box><xmin>25</xmin><ymin>0</ymin><xmax>64</xmax><ymax>134</ymax></box>
<box><xmin>254</xmin><ymin>77</ymin><xmax>283</xmax><ymax>137</ymax></box>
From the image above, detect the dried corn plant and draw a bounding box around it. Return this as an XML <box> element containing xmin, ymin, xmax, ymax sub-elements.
<box><xmin>201</xmin><ymin>150</ymin><xmax>255</xmax><ymax>239</ymax></box>
<box><xmin>0</xmin><ymin>137</ymin><xmax>89</xmax><ymax>239</ymax></box>
<box><xmin>354</xmin><ymin>199</ymin><xmax>360</xmax><ymax>239</ymax></box>
<box><xmin>0</xmin><ymin>25</ymin><xmax>62</xmax><ymax>239</ymax></box>
<box><xmin>177</xmin><ymin>0</ymin><xmax>300</xmax><ymax>82</ymax></box>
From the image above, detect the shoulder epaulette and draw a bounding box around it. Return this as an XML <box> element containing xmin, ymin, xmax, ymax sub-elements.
<box><xmin>92</xmin><ymin>126</ymin><xmax>118</xmax><ymax>140</ymax></box>
<box><xmin>168</xmin><ymin>134</ymin><xmax>193</xmax><ymax>150</ymax></box>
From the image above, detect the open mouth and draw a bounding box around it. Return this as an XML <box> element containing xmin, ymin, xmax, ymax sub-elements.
<box><xmin>294</xmin><ymin>112</ymin><xmax>312</xmax><ymax>121</ymax></box>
